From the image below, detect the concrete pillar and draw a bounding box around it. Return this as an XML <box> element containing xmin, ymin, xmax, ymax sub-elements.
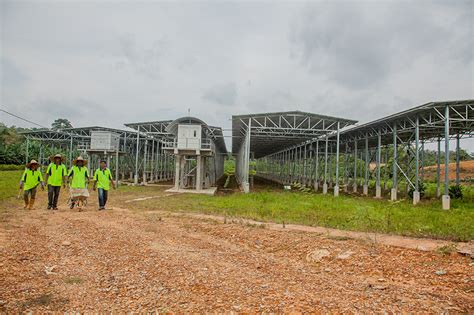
<box><xmin>442</xmin><ymin>106</ymin><xmax>450</xmax><ymax>210</ymax></box>
<box><xmin>196</xmin><ymin>155</ymin><xmax>202</xmax><ymax>190</ymax></box>
<box><xmin>174</xmin><ymin>155</ymin><xmax>181</xmax><ymax>190</ymax></box>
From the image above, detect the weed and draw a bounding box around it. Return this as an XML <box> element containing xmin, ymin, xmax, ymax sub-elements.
<box><xmin>436</xmin><ymin>244</ymin><xmax>457</xmax><ymax>256</ymax></box>
<box><xmin>64</xmin><ymin>276</ymin><xmax>83</xmax><ymax>284</ymax></box>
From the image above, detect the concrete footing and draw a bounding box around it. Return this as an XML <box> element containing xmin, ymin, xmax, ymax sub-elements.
<box><xmin>334</xmin><ymin>185</ymin><xmax>339</xmax><ymax>197</ymax></box>
<box><xmin>442</xmin><ymin>195</ymin><xmax>450</xmax><ymax>210</ymax></box>
<box><xmin>322</xmin><ymin>183</ymin><xmax>328</xmax><ymax>194</ymax></box>
<box><xmin>363</xmin><ymin>185</ymin><xmax>368</xmax><ymax>195</ymax></box>
<box><xmin>413</xmin><ymin>191</ymin><xmax>420</xmax><ymax>205</ymax></box>
<box><xmin>375</xmin><ymin>185</ymin><xmax>382</xmax><ymax>198</ymax></box>
<box><xmin>314</xmin><ymin>182</ymin><xmax>319</xmax><ymax>191</ymax></box>
<box><xmin>343</xmin><ymin>185</ymin><xmax>348</xmax><ymax>193</ymax></box>
<box><xmin>353</xmin><ymin>184</ymin><xmax>357</xmax><ymax>193</ymax></box>
<box><xmin>390</xmin><ymin>188</ymin><xmax>397</xmax><ymax>201</ymax></box>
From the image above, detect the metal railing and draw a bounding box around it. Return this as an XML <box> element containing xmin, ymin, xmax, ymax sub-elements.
<box><xmin>162</xmin><ymin>138</ymin><xmax>213</xmax><ymax>151</ymax></box>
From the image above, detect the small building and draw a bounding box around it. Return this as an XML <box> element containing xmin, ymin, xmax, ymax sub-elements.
<box><xmin>162</xmin><ymin>117</ymin><xmax>226</xmax><ymax>194</ymax></box>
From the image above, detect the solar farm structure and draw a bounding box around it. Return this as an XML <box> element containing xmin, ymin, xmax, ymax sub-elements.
<box><xmin>233</xmin><ymin>100</ymin><xmax>474</xmax><ymax>210</ymax></box>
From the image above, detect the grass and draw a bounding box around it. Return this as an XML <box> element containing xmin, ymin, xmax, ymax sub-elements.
<box><xmin>1</xmin><ymin>169</ymin><xmax>473</xmax><ymax>241</ymax></box>
<box><xmin>0</xmin><ymin>170</ymin><xmax>23</xmax><ymax>201</ymax></box>
<box><xmin>155</xmin><ymin>189</ymin><xmax>474</xmax><ymax>241</ymax></box>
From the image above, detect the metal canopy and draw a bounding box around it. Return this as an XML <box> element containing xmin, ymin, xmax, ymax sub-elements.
<box><xmin>125</xmin><ymin>119</ymin><xmax>227</xmax><ymax>153</ymax></box>
<box><xmin>232</xmin><ymin>110</ymin><xmax>357</xmax><ymax>158</ymax></box>
<box><xmin>20</xmin><ymin>126</ymin><xmax>139</xmax><ymax>142</ymax></box>
<box><xmin>124</xmin><ymin>120</ymin><xmax>173</xmax><ymax>136</ymax></box>
<box><xmin>338</xmin><ymin>100</ymin><xmax>474</xmax><ymax>147</ymax></box>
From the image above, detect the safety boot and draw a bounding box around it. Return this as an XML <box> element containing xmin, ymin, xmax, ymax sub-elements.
<box><xmin>23</xmin><ymin>200</ymin><xmax>29</xmax><ymax>209</ymax></box>
<box><xmin>28</xmin><ymin>198</ymin><xmax>35</xmax><ymax>210</ymax></box>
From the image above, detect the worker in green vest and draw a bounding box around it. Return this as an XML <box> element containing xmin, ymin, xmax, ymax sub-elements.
<box><xmin>44</xmin><ymin>154</ymin><xmax>67</xmax><ymax>210</ymax></box>
<box><xmin>93</xmin><ymin>160</ymin><xmax>116</xmax><ymax>210</ymax></box>
<box><xmin>19</xmin><ymin>160</ymin><xmax>45</xmax><ymax>209</ymax></box>
<box><xmin>68</xmin><ymin>156</ymin><xmax>90</xmax><ymax>209</ymax></box>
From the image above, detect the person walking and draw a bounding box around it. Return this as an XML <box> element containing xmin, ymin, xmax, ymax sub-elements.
<box><xmin>93</xmin><ymin>160</ymin><xmax>116</xmax><ymax>210</ymax></box>
<box><xmin>19</xmin><ymin>160</ymin><xmax>45</xmax><ymax>209</ymax></box>
<box><xmin>44</xmin><ymin>154</ymin><xmax>67</xmax><ymax>210</ymax></box>
<box><xmin>68</xmin><ymin>156</ymin><xmax>90</xmax><ymax>210</ymax></box>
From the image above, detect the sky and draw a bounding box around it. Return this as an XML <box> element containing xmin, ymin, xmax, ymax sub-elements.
<box><xmin>1</xmin><ymin>0</ymin><xmax>473</xmax><ymax>151</ymax></box>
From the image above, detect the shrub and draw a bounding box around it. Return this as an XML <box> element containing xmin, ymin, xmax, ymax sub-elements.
<box><xmin>408</xmin><ymin>182</ymin><xmax>426</xmax><ymax>198</ymax></box>
<box><xmin>449</xmin><ymin>185</ymin><xmax>463</xmax><ymax>199</ymax></box>
<box><xmin>0</xmin><ymin>164</ymin><xmax>25</xmax><ymax>171</ymax></box>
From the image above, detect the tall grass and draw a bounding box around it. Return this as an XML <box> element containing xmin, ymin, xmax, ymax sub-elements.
<box><xmin>154</xmin><ymin>188</ymin><xmax>474</xmax><ymax>241</ymax></box>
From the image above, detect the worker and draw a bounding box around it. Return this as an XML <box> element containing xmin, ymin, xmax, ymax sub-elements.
<box><xmin>93</xmin><ymin>160</ymin><xmax>116</xmax><ymax>210</ymax></box>
<box><xmin>19</xmin><ymin>160</ymin><xmax>45</xmax><ymax>209</ymax></box>
<box><xmin>44</xmin><ymin>154</ymin><xmax>67</xmax><ymax>210</ymax></box>
<box><xmin>68</xmin><ymin>156</ymin><xmax>90</xmax><ymax>210</ymax></box>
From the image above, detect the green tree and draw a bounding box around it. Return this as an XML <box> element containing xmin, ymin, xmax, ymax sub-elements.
<box><xmin>51</xmin><ymin>118</ymin><xmax>73</xmax><ymax>130</ymax></box>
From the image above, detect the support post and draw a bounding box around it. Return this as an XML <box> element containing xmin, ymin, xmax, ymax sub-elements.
<box><xmin>391</xmin><ymin>124</ymin><xmax>398</xmax><ymax>201</ymax></box>
<box><xmin>376</xmin><ymin>133</ymin><xmax>382</xmax><ymax>198</ymax></box>
<box><xmin>196</xmin><ymin>155</ymin><xmax>202</xmax><ymax>190</ymax></box>
<box><xmin>134</xmin><ymin>126</ymin><xmax>140</xmax><ymax>185</ymax></box>
<box><xmin>323</xmin><ymin>136</ymin><xmax>328</xmax><ymax>194</ymax></box>
<box><xmin>174</xmin><ymin>155</ymin><xmax>181</xmax><ymax>190</ymax></box>
<box><xmin>334</xmin><ymin>122</ymin><xmax>340</xmax><ymax>197</ymax></box>
<box><xmin>413</xmin><ymin>116</ymin><xmax>420</xmax><ymax>205</ymax></box>
<box><xmin>69</xmin><ymin>135</ymin><xmax>73</xmax><ymax>167</ymax></box>
<box><xmin>143</xmin><ymin>139</ymin><xmax>148</xmax><ymax>184</ymax></box>
<box><xmin>363</xmin><ymin>134</ymin><xmax>369</xmax><ymax>195</ymax></box>
<box><xmin>314</xmin><ymin>140</ymin><xmax>319</xmax><ymax>191</ymax></box>
<box><xmin>436</xmin><ymin>138</ymin><xmax>441</xmax><ymax>197</ymax></box>
<box><xmin>456</xmin><ymin>133</ymin><xmax>460</xmax><ymax>185</ymax></box>
<box><xmin>353</xmin><ymin>140</ymin><xmax>357</xmax><ymax>193</ymax></box>
<box><xmin>442</xmin><ymin>106</ymin><xmax>450</xmax><ymax>210</ymax></box>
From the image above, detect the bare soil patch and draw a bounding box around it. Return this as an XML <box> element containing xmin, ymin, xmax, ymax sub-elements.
<box><xmin>0</xmin><ymin>193</ymin><xmax>472</xmax><ymax>312</ymax></box>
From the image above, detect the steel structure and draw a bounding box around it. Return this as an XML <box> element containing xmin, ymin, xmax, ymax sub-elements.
<box><xmin>232</xmin><ymin>111</ymin><xmax>356</xmax><ymax>192</ymax></box>
<box><xmin>124</xmin><ymin>119</ymin><xmax>226</xmax><ymax>187</ymax></box>
<box><xmin>20</xmin><ymin>126</ymin><xmax>148</xmax><ymax>185</ymax></box>
<box><xmin>234</xmin><ymin>100</ymin><xmax>473</xmax><ymax>210</ymax></box>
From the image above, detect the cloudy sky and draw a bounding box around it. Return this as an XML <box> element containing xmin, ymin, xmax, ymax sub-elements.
<box><xmin>1</xmin><ymin>0</ymin><xmax>473</xmax><ymax>150</ymax></box>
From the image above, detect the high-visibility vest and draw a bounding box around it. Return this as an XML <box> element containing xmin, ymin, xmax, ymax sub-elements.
<box><xmin>68</xmin><ymin>166</ymin><xmax>89</xmax><ymax>189</ymax></box>
<box><xmin>21</xmin><ymin>169</ymin><xmax>43</xmax><ymax>190</ymax></box>
<box><xmin>94</xmin><ymin>167</ymin><xmax>113</xmax><ymax>190</ymax></box>
<box><xmin>46</xmin><ymin>163</ymin><xmax>67</xmax><ymax>186</ymax></box>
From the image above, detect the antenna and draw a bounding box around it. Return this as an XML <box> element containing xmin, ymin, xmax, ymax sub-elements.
<box><xmin>187</xmin><ymin>108</ymin><xmax>191</xmax><ymax>115</ymax></box>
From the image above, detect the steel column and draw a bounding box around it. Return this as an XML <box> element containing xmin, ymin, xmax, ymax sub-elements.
<box><xmin>442</xmin><ymin>106</ymin><xmax>450</xmax><ymax>210</ymax></box>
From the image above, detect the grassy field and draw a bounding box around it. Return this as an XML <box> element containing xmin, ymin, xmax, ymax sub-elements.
<box><xmin>0</xmin><ymin>170</ymin><xmax>23</xmax><ymax>200</ymax></box>
<box><xmin>1</xmin><ymin>170</ymin><xmax>473</xmax><ymax>241</ymax></box>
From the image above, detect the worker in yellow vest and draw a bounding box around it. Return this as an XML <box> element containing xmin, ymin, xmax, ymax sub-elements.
<box><xmin>93</xmin><ymin>160</ymin><xmax>116</xmax><ymax>210</ymax></box>
<box><xmin>44</xmin><ymin>154</ymin><xmax>67</xmax><ymax>210</ymax></box>
<box><xmin>19</xmin><ymin>160</ymin><xmax>45</xmax><ymax>209</ymax></box>
<box><xmin>68</xmin><ymin>156</ymin><xmax>90</xmax><ymax>210</ymax></box>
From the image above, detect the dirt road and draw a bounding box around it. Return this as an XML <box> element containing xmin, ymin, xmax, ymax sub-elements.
<box><xmin>0</xmin><ymin>195</ymin><xmax>473</xmax><ymax>312</ymax></box>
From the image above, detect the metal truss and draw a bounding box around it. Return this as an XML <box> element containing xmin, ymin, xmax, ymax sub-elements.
<box><xmin>250</xmin><ymin>100</ymin><xmax>474</xmax><ymax>210</ymax></box>
<box><xmin>232</xmin><ymin>111</ymin><xmax>357</xmax><ymax>159</ymax></box>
